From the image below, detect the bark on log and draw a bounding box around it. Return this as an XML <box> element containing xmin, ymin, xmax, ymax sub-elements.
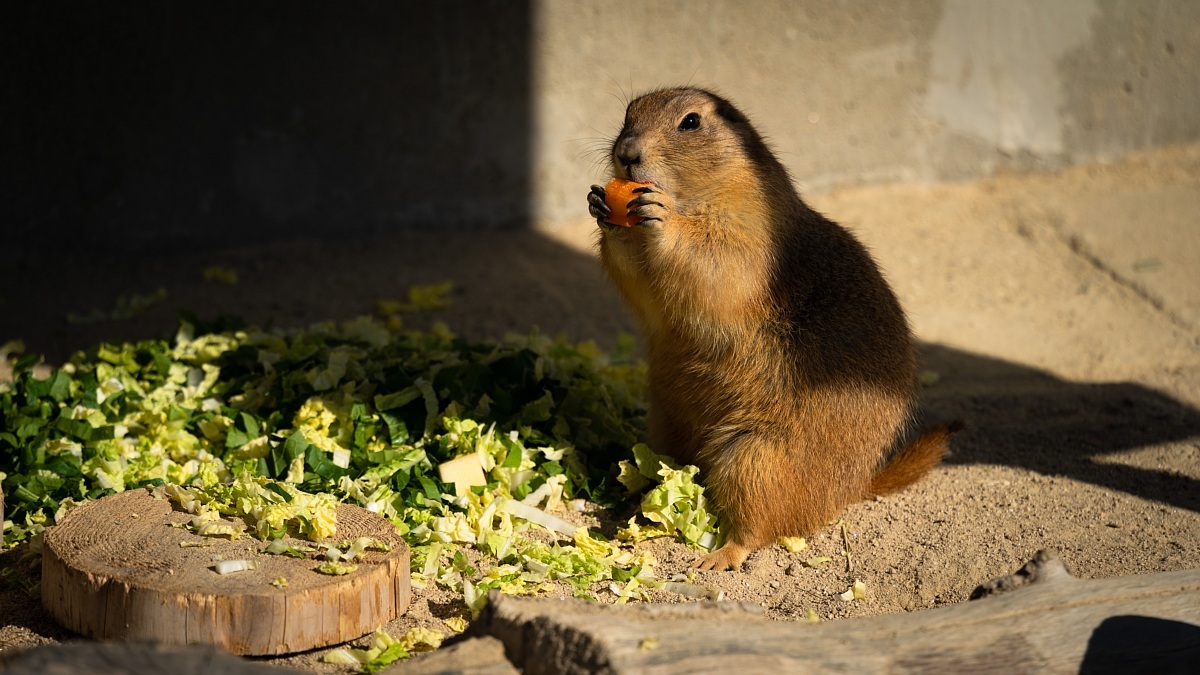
<box><xmin>40</xmin><ymin>488</ymin><xmax>410</xmax><ymax>655</ymax></box>
<box><xmin>383</xmin><ymin>635</ymin><xmax>518</xmax><ymax>675</ymax></box>
<box><xmin>0</xmin><ymin>641</ymin><xmax>301</xmax><ymax>675</ymax></box>
<box><xmin>455</xmin><ymin>551</ymin><xmax>1200</xmax><ymax>674</ymax></box>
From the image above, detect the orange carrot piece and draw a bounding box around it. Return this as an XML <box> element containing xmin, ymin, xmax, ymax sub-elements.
<box><xmin>604</xmin><ymin>178</ymin><xmax>652</xmax><ymax>227</ymax></box>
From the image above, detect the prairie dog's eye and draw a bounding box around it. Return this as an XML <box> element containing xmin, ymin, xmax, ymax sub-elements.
<box><xmin>678</xmin><ymin>112</ymin><xmax>701</xmax><ymax>131</ymax></box>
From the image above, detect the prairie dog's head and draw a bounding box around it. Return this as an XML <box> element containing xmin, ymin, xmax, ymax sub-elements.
<box><xmin>611</xmin><ymin>88</ymin><xmax>786</xmax><ymax>211</ymax></box>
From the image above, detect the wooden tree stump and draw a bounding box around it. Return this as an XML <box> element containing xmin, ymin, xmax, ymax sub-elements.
<box><xmin>40</xmin><ymin>487</ymin><xmax>410</xmax><ymax>655</ymax></box>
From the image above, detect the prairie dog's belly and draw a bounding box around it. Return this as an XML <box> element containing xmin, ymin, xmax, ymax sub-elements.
<box><xmin>644</xmin><ymin>331</ymin><xmax>793</xmax><ymax>462</ymax></box>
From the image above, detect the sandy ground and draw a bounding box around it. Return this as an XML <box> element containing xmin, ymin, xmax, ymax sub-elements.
<box><xmin>1</xmin><ymin>143</ymin><xmax>1198</xmax><ymax>670</ymax></box>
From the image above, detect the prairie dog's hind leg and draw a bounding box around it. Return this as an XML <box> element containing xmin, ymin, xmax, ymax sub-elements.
<box><xmin>694</xmin><ymin>539</ymin><xmax>753</xmax><ymax>571</ymax></box>
<box><xmin>690</xmin><ymin>431</ymin><xmax>797</xmax><ymax>571</ymax></box>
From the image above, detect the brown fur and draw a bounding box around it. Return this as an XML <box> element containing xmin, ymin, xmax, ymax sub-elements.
<box><xmin>590</xmin><ymin>88</ymin><xmax>957</xmax><ymax>570</ymax></box>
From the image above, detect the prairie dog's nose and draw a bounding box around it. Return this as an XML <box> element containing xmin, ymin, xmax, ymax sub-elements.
<box><xmin>614</xmin><ymin>135</ymin><xmax>642</xmax><ymax>173</ymax></box>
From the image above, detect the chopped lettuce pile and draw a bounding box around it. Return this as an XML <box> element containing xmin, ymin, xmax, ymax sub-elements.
<box><xmin>324</xmin><ymin>626</ymin><xmax>444</xmax><ymax>672</ymax></box>
<box><xmin>0</xmin><ymin>307</ymin><xmax>721</xmax><ymax>617</ymax></box>
<box><xmin>616</xmin><ymin>443</ymin><xmax>719</xmax><ymax>550</ymax></box>
<box><xmin>159</xmin><ymin>474</ymin><xmax>341</xmax><ymax>541</ymax></box>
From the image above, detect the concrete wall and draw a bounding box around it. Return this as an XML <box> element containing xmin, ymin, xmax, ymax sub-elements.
<box><xmin>1</xmin><ymin>1</ymin><xmax>533</xmax><ymax>260</ymax></box>
<box><xmin>534</xmin><ymin>0</ymin><xmax>1200</xmax><ymax>227</ymax></box>
<box><xmin>2</xmin><ymin>1</ymin><xmax>1197</xmax><ymax>257</ymax></box>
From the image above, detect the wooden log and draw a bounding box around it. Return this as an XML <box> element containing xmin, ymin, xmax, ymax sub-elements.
<box><xmin>386</xmin><ymin>635</ymin><xmax>518</xmax><ymax>675</ymax></box>
<box><xmin>464</xmin><ymin>551</ymin><xmax>1200</xmax><ymax>674</ymax></box>
<box><xmin>41</xmin><ymin>488</ymin><xmax>410</xmax><ymax>655</ymax></box>
<box><xmin>0</xmin><ymin>640</ymin><xmax>302</xmax><ymax>675</ymax></box>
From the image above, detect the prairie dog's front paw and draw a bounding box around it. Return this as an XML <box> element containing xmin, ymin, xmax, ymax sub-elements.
<box><xmin>628</xmin><ymin>185</ymin><xmax>675</xmax><ymax>225</ymax></box>
<box><xmin>587</xmin><ymin>184</ymin><xmax>615</xmax><ymax>229</ymax></box>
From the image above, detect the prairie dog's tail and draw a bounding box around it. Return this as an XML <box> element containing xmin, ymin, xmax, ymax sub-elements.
<box><xmin>868</xmin><ymin>421</ymin><xmax>964</xmax><ymax>498</ymax></box>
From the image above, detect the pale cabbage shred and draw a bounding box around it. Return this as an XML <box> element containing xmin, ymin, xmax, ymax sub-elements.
<box><xmin>159</xmin><ymin>475</ymin><xmax>338</xmax><ymax>541</ymax></box>
<box><xmin>8</xmin><ymin>313</ymin><xmax>720</xmax><ymax>628</ymax></box>
<box><xmin>323</xmin><ymin>626</ymin><xmax>444</xmax><ymax>669</ymax></box>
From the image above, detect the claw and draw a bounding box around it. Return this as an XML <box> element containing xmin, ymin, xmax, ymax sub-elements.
<box><xmin>591</xmin><ymin>212</ymin><xmax>615</xmax><ymax>228</ymax></box>
<box><xmin>628</xmin><ymin>195</ymin><xmax>663</xmax><ymax>214</ymax></box>
<box><xmin>628</xmin><ymin>193</ymin><xmax>662</xmax><ymax>206</ymax></box>
<box><xmin>587</xmin><ymin>192</ymin><xmax>610</xmax><ymax>212</ymax></box>
<box><xmin>629</xmin><ymin>196</ymin><xmax>664</xmax><ymax>222</ymax></box>
<box><xmin>587</xmin><ymin>186</ymin><xmax>612</xmax><ymax>227</ymax></box>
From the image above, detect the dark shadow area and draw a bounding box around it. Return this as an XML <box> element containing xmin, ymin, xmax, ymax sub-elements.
<box><xmin>1</xmin><ymin>2</ymin><xmax>531</xmax><ymax>264</ymax></box>
<box><xmin>918</xmin><ymin>344</ymin><xmax>1200</xmax><ymax>513</ymax></box>
<box><xmin>0</xmin><ymin>546</ymin><xmax>70</xmax><ymax>642</ymax></box>
<box><xmin>1080</xmin><ymin>615</ymin><xmax>1200</xmax><ymax>673</ymax></box>
<box><xmin>0</xmin><ymin>229</ymin><xmax>628</xmax><ymax>362</ymax></box>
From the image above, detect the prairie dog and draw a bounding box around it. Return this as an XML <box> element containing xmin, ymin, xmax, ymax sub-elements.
<box><xmin>587</xmin><ymin>88</ymin><xmax>957</xmax><ymax>570</ymax></box>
